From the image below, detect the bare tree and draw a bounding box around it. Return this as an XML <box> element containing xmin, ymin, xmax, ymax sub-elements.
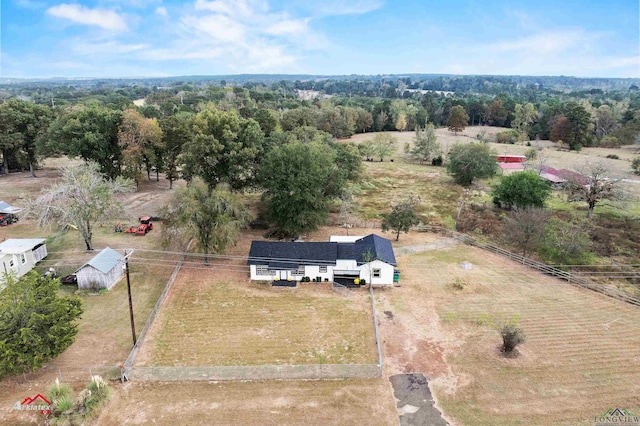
<box><xmin>503</xmin><ymin>208</ymin><xmax>550</xmax><ymax>257</ymax></box>
<box><xmin>28</xmin><ymin>163</ymin><xmax>134</xmax><ymax>251</ymax></box>
<box><xmin>565</xmin><ymin>162</ymin><xmax>628</xmax><ymax>220</ymax></box>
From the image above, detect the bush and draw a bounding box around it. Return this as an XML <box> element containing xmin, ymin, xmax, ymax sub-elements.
<box><xmin>431</xmin><ymin>155</ymin><xmax>443</xmax><ymax>166</ymax></box>
<box><xmin>524</xmin><ymin>148</ymin><xmax>537</xmax><ymax>160</ymax></box>
<box><xmin>449</xmin><ymin>277</ymin><xmax>466</xmax><ymax>290</ymax></box>
<box><xmin>495</xmin><ymin>129</ymin><xmax>519</xmax><ymax>144</ymax></box>
<box><xmin>632</xmin><ymin>157</ymin><xmax>640</xmax><ymax>175</ymax></box>
<box><xmin>500</xmin><ymin>324</ymin><xmax>526</xmax><ymax>354</ymax></box>
<box><xmin>360</xmin><ymin>278</ymin><xmax>366</xmax><ymax>285</ymax></box>
<box><xmin>606</xmin><ymin>154</ymin><xmax>620</xmax><ymax>159</ymax></box>
<box><xmin>48</xmin><ymin>378</ymin><xmax>73</xmax><ymax>401</ymax></box>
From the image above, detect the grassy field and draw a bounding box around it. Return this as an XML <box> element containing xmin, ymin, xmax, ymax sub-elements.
<box><xmin>379</xmin><ymin>243</ymin><xmax>640</xmax><ymax>425</ymax></box>
<box><xmin>136</xmin><ymin>268</ymin><xmax>377</xmax><ymax>366</ymax></box>
<box><xmin>95</xmin><ymin>379</ymin><xmax>398</xmax><ymax>426</ymax></box>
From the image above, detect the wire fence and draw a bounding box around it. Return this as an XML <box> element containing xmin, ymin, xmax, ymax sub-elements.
<box><xmin>5</xmin><ymin>365</ymin><xmax>122</xmax><ymax>384</ymax></box>
<box><xmin>331</xmin><ymin>282</ymin><xmax>353</xmax><ymax>298</ymax></box>
<box><xmin>127</xmin><ymin>364</ymin><xmax>381</xmax><ymax>381</ymax></box>
<box><xmin>415</xmin><ymin>225</ymin><xmax>640</xmax><ymax>307</ymax></box>
<box><xmin>123</xmin><ymin>240</ymin><xmax>191</xmax><ymax>372</ymax></box>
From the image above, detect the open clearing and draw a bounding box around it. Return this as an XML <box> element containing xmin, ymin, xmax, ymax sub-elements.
<box><xmin>136</xmin><ymin>268</ymin><xmax>378</xmax><ymax>366</ymax></box>
<box><xmin>378</xmin><ymin>242</ymin><xmax>640</xmax><ymax>425</ymax></box>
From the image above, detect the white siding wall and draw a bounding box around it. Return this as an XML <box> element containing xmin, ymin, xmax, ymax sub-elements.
<box><xmin>250</xmin><ymin>265</ymin><xmax>277</xmax><ymax>281</ymax></box>
<box><xmin>76</xmin><ymin>261</ymin><xmax>125</xmax><ymax>290</ymax></box>
<box><xmin>14</xmin><ymin>251</ymin><xmax>37</xmax><ymax>278</ymax></box>
<box><xmin>335</xmin><ymin>259</ymin><xmax>358</xmax><ymax>270</ymax></box>
<box><xmin>359</xmin><ymin>260</ymin><xmax>394</xmax><ymax>286</ymax></box>
<box><xmin>303</xmin><ymin>265</ymin><xmax>333</xmax><ymax>282</ymax></box>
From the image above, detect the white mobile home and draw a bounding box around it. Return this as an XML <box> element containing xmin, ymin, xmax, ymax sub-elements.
<box><xmin>0</xmin><ymin>238</ymin><xmax>48</xmax><ymax>286</ymax></box>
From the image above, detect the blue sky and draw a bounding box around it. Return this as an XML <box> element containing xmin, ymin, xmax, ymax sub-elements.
<box><xmin>1</xmin><ymin>0</ymin><xmax>638</xmax><ymax>78</ymax></box>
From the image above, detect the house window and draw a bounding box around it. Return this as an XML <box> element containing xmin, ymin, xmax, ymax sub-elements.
<box><xmin>373</xmin><ymin>268</ymin><xmax>381</xmax><ymax>278</ymax></box>
<box><xmin>9</xmin><ymin>260</ymin><xmax>14</xmax><ymax>267</ymax></box>
<box><xmin>20</xmin><ymin>254</ymin><xmax>26</xmax><ymax>264</ymax></box>
<box><xmin>319</xmin><ymin>266</ymin><xmax>327</xmax><ymax>273</ymax></box>
<box><xmin>256</xmin><ymin>265</ymin><xmax>274</xmax><ymax>276</ymax></box>
<box><xmin>292</xmin><ymin>265</ymin><xmax>305</xmax><ymax>276</ymax></box>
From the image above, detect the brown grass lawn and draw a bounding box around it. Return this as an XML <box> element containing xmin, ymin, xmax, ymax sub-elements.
<box><xmin>378</xmin><ymin>241</ymin><xmax>640</xmax><ymax>426</ymax></box>
<box><xmin>95</xmin><ymin>379</ymin><xmax>397</xmax><ymax>426</ymax></box>
<box><xmin>136</xmin><ymin>268</ymin><xmax>377</xmax><ymax>366</ymax></box>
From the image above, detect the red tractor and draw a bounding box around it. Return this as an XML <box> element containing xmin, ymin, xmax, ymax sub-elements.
<box><xmin>124</xmin><ymin>216</ymin><xmax>153</xmax><ymax>236</ymax></box>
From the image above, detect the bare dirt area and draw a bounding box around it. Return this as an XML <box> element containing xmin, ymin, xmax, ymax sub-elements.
<box><xmin>95</xmin><ymin>379</ymin><xmax>398</xmax><ymax>425</ymax></box>
<box><xmin>378</xmin><ymin>235</ymin><xmax>640</xmax><ymax>425</ymax></box>
<box><xmin>136</xmin><ymin>267</ymin><xmax>377</xmax><ymax>366</ymax></box>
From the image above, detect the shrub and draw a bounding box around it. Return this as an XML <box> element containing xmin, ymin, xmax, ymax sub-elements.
<box><xmin>500</xmin><ymin>324</ymin><xmax>526</xmax><ymax>354</ymax></box>
<box><xmin>449</xmin><ymin>277</ymin><xmax>466</xmax><ymax>290</ymax></box>
<box><xmin>476</xmin><ymin>129</ymin><xmax>489</xmax><ymax>143</ymax></box>
<box><xmin>431</xmin><ymin>155</ymin><xmax>443</xmax><ymax>166</ymax></box>
<box><xmin>606</xmin><ymin>154</ymin><xmax>620</xmax><ymax>159</ymax></box>
<box><xmin>48</xmin><ymin>378</ymin><xmax>73</xmax><ymax>401</ymax></box>
<box><xmin>360</xmin><ymin>278</ymin><xmax>366</xmax><ymax>285</ymax></box>
<box><xmin>495</xmin><ymin>129</ymin><xmax>519</xmax><ymax>144</ymax></box>
<box><xmin>524</xmin><ymin>148</ymin><xmax>537</xmax><ymax>160</ymax></box>
<box><xmin>632</xmin><ymin>157</ymin><xmax>640</xmax><ymax>175</ymax></box>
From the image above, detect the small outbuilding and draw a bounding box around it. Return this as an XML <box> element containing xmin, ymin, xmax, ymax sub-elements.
<box><xmin>75</xmin><ymin>247</ymin><xmax>125</xmax><ymax>290</ymax></box>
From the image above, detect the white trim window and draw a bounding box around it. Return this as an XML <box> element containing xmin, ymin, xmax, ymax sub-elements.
<box><xmin>373</xmin><ymin>268</ymin><xmax>381</xmax><ymax>278</ymax></box>
<box><xmin>292</xmin><ymin>265</ymin><xmax>305</xmax><ymax>276</ymax></box>
<box><xmin>256</xmin><ymin>265</ymin><xmax>275</xmax><ymax>276</ymax></box>
<box><xmin>319</xmin><ymin>265</ymin><xmax>327</xmax><ymax>273</ymax></box>
<box><xmin>20</xmin><ymin>254</ymin><xmax>26</xmax><ymax>264</ymax></box>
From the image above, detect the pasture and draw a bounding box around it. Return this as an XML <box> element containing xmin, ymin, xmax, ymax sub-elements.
<box><xmin>379</xmin><ymin>243</ymin><xmax>640</xmax><ymax>425</ymax></box>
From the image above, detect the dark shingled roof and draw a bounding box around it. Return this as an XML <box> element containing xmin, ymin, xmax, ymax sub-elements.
<box><xmin>247</xmin><ymin>234</ymin><xmax>396</xmax><ymax>269</ymax></box>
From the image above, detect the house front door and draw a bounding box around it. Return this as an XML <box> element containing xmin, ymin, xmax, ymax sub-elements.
<box><xmin>279</xmin><ymin>270</ymin><xmax>288</xmax><ymax>280</ymax></box>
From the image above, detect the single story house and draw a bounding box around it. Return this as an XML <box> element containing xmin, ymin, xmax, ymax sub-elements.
<box><xmin>75</xmin><ymin>247</ymin><xmax>125</xmax><ymax>290</ymax></box>
<box><xmin>0</xmin><ymin>238</ymin><xmax>48</xmax><ymax>286</ymax></box>
<box><xmin>247</xmin><ymin>234</ymin><xmax>397</xmax><ymax>286</ymax></box>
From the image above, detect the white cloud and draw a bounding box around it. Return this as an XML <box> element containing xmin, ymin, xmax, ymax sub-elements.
<box><xmin>304</xmin><ymin>0</ymin><xmax>383</xmax><ymax>16</ymax></box>
<box><xmin>71</xmin><ymin>40</ymin><xmax>148</xmax><ymax>56</ymax></box>
<box><xmin>46</xmin><ymin>4</ymin><xmax>128</xmax><ymax>31</ymax></box>
<box><xmin>266</xmin><ymin>18</ymin><xmax>309</xmax><ymax>35</ymax></box>
<box><xmin>436</xmin><ymin>29</ymin><xmax>639</xmax><ymax>78</ymax></box>
<box><xmin>155</xmin><ymin>6</ymin><xmax>169</xmax><ymax>17</ymax></box>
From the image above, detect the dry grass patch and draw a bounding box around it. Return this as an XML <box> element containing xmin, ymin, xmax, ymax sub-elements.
<box><xmin>94</xmin><ymin>379</ymin><xmax>397</xmax><ymax>426</ymax></box>
<box><xmin>137</xmin><ymin>269</ymin><xmax>377</xmax><ymax>366</ymax></box>
<box><xmin>383</xmin><ymin>242</ymin><xmax>640</xmax><ymax>425</ymax></box>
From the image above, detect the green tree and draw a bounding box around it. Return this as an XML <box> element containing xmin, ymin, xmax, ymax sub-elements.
<box><xmin>381</xmin><ymin>195</ymin><xmax>421</xmax><ymax>241</ymax></box>
<box><xmin>410</xmin><ymin>124</ymin><xmax>441</xmax><ymax>164</ymax></box>
<box><xmin>563</xmin><ymin>102</ymin><xmax>592</xmax><ymax>150</ymax></box>
<box><xmin>118</xmin><ymin>109</ymin><xmax>163</xmax><ymax>189</ymax></box>
<box><xmin>632</xmin><ymin>157</ymin><xmax>640</xmax><ymax>175</ymax></box>
<box><xmin>159</xmin><ymin>113</ymin><xmax>193</xmax><ymax>189</ymax></box>
<box><xmin>540</xmin><ymin>218</ymin><xmax>592</xmax><ymax>265</ymax></box>
<box><xmin>372</xmin><ymin>133</ymin><xmax>397</xmax><ymax>161</ymax></box>
<box><xmin>162</xmin><ymin>178</ymin><xmax>249</xmax><ymax>263</ymax></box>
<box><xmin>47</xmin><ymin>105</ymin><xmax>123</xmax><ymax>179</ymax></box>
<box><xmin>0</xmin><ymin>272</ymin><xmax>82</xmax><ymax>378</ymax></box>
<box><xmin>492</xmin><ymin>172</ymin><xmax>552</xmax><ymax>210</ymax></box>
<box><xmin>0</xmin><ymin>99</ymin><xmax>52</xmax><ymax>176</ymax></box>
<box><xmin>446</xmin><ymin>143</ymin><xmax>498</xmax><ymax>186</ymax></box>
<box><xmin>181</xmin><ymin>105</ymin><xmax>264</xmax><ymax>190</ymax></box>
<box><xmin>29</xmin><ymin>163</ymin><xmax>134</xmax><ymax>250</ymax></box>
<box><xmin>512</xmin><ymin>103</ymin><xmax>537</xmax><ymax>140</ymax></box>
<box><xmin>447</xmin><ymin>105</ymin><xmax>469</xmax><ymax>135</ymax></box>
<box><xmin>259</xmin><ymin>142</ymin><xmax>344</xmax><ymax>237</ymax></box>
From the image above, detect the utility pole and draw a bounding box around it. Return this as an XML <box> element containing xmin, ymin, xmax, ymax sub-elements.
<box><xmin>124</xmin><ymin>249</ymin><xmax>137</xmax><ymax>346</ymax></box>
